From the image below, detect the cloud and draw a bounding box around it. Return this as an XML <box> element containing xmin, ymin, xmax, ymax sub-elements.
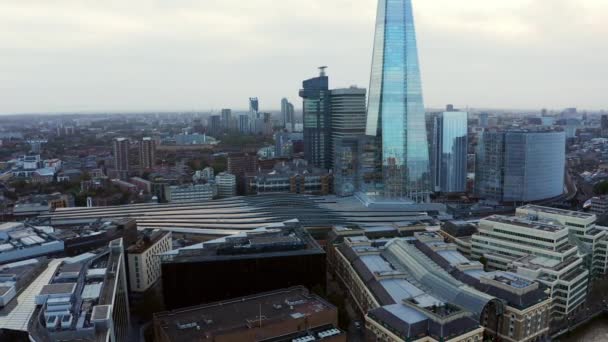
<box><xmin>0</xmin><ymin>0</ymin><xmax>606</xmax><ymax>114</ymax></box>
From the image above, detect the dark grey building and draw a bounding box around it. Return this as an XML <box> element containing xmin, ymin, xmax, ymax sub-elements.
<box><xmin>300</xmin><ymin>67</ymin><xmax>332</xmax><ymax>170</ymax></box>
<box><xmin>431</xmin><ymin>111</ymin><xmax>468</xmax><ymax>193</ymax></box>
<box><xmin>280</xmin><ymin>98</ymin><xmax>295</xmax><ymax>131</ymax></box>
<box><xmin>475</xmin><ymin>130</ymin><xmax>566</xmax><ymax>203</ymax></box>
<box><xmin>208</xmin><ymin>115</ymin><xmax>221</xmax><ymax>136</ymax></box>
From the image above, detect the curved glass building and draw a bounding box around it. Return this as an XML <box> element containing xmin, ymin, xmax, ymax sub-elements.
<box><xmin>366</xmin><ymin>0</ymin><xmax>431</xmax><ymax>202</ymax></box>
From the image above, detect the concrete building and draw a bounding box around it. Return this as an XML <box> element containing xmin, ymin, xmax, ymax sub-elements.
<box><xmin>221</xmin><ymin>108</ymin><xmax>232</xmax><ymax>129</ymax></box>
<box><xmin>590</xmin><ymin>196</ymin><xmax>608</xmax><ymax>216</ymax></box>
<box><xmin>328</xmin><ymin>231</ymin><xmax>551</xmax><ymax>342</ymax></box>
<box><xmin>300</xmin><ymin>67</ymin><xmax>332</xmax><ymax>170</ymax></box>
<box><xmin>159</xmin><ymin>220</ymin><xmax>326</xmax><ymax>310</ymax></box>
<box><xmin>127</xmin><ymin>229</ymin><xmax>172</xmax><ymax>293</ymax></box>
<box><xmin>330</xmin><ymin>87</ymin><xmax>366</xmax><ymax>165</ymax></box>
<box><xmin>167</xmin><ymin>183</ymin><xmax>216</xmax><ymax>202</ymax></box>
<box><xmin>153</xmin><ymin>286</ymin><xmax>344</xmax><ymax>342</ymax></box>
<box><xmin>0</xmin><ymin>223</ymin><xmax>64</xmax><ymax>264</ymax></box>
<box><xmin>140</xmin><ymin>137</ymin><xmax>156</xmax><ymax>170</ymax></box>
<box><xmin>516</xmin><ymin>205</ymin><xmax>608</xmax><ymax>279</ymax></box>
<box><xmin>431</xmin><ymin>111</ymin><xmax>468</xmax><ymax>193</ymax></box>
<box><xmin>27</xmin><ymin>239</ymin><xmax>131</xmax><ymax>342</ymax></box>
<box><xmin>471</xmin><ymin>210</ymin><xmax>591</xmax><ymax>318</ymax></box>
<box><xmin>227</xmin><ymin>153</ymin><xmax>258</xmax><ymax>194</ymax></box>
<box><xmin>246</xmin><ymin>159</ymin><xmax>333</xmax><ymax>195</ymax></box>
<box><xmin>215</xmin><ymin>172</ymin><xmax>237</xmax><ymax>198</ymax></box>
<box><xmin>113</xmin><ymin>138</ymin><xmax>130</xmax><ymax>180</ymax></box>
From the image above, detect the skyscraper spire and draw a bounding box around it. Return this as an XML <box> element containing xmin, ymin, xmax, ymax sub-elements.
<box><xmin>366</xmin><ymin>0</ymin><xmax>430</xmax><ymax>202</ymax></box>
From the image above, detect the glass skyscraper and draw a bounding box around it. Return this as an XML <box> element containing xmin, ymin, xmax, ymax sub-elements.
<box><xmin>475</xmin><ymin>130</ymin><xmax>566</xmax><ymax>203</ymax></box>
<box><xmin>432</xmin><ymin>111</ymin><xmax>468</xmax><ymax>193</ymax></box>
<box><xmin>300</xmin><ymin>67</ymin><xmax>332</xmax><ymax>170</ymax></box>
<box><xmin>366</xmin><ymin>0</ymin><xmax>431</xmax><ymax>202</ymax></box>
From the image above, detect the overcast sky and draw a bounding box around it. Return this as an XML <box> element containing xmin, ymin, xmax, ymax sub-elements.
<box><xmin>0</xmin><ymin>0</ymin><xmax>606</xmax><ymax>114</ymax></box>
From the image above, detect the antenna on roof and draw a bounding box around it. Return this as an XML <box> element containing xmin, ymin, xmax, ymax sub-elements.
<box><xmin>318</xmin><ymin>66</ymin><xmax>328</xmax><ymax>77</ymax></box>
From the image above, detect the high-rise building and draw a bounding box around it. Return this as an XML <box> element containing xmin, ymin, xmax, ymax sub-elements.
<box><xmin>220</xmin><ymin>109</ymin><xmax>232</xmax><ymax>129</ymax></box>
<box><xmin>140</xmin><ymin>137</ymin><xmax>156</xmax><ymax>170</ymax></box>
<box><xmin>238</xmin><ymin>114</ymin><xmax>250</xmax><ymax>134</ymax></box>
<box><xmin>601</xmin><ymin>114</ymin><xmax>608</xmax><ymax>137</ymax></box>
<box><xmin>431</xmin><ymin>111</ymin><xmax>468</xmax><ymax>193</ymax></box>
<box><xmin>113</xmin><ymin>137</ymin><xmax>130</xmax><ymax>179</ymax></box>
<box><xmin>475</xmin><ymin>130</ymin><xmax>566</xmax><ymax>203</ymax></box>
<box><xmin>300</xmin><ymin>67</ymin><xmax>332</xmax><ymax>169</ymax></box>
<box><xmin>330</xmin><ymin>87</ymin><xmax>367</xmax><ymax>166</ymax></box>
<box><xmin>208</xmin><ymin>115</ymin><xmax>221</xmax><ymax>136</ymax></box>
<box><xmin>249</xmin><ymin>97</ymin><xmax>259</xmax><ymax>119</ymax></box>
<box><xmin>478</xmin><ymin>113</ymin><xmax>489</xmax><ymax>128</ymax></box>
<box><xmin>281</xmin><ymin>98</ymin><xmax>295</xmax><ymax>131</ymax></box>
<box><xmin>365</xmin><ymin>0</ymin><xmax>431</xmax><ymax>202</ymax></box>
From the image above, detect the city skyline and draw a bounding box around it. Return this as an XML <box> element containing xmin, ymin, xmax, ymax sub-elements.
<box><xmin>1</xmin><ymin>0</ymin><xmax>607</xmax><ymax>115</ymax></box>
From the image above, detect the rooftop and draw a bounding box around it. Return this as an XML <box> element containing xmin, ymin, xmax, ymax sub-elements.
<box><xmin>154</xmin><ymin>286</ymin><xmax>338</xmax><ymax>341</ymax></box>
<box><xmin>518</xmin><ymin>205</ymin><xmax>595</xmax><ymax>219</ymax></box>
<box><xmin>127</xmin><ymin>229</ymin><xmax>170</xmax><ymax>254</ymax></box>
<box><xmin>483</xmin><ymin>215</ymin><xmax>566</xmax><ymax>233</ymax></box>
<box><xmin>161</xmin><ymin>220</ymin><xmax>323</xmax><ymax>263</ymax></box>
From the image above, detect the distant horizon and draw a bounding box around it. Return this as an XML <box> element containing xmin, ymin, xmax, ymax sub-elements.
<box><xmin>0</xmin><ymin>106</ymin><xmax>606</xmax><ymax>118</ymax></box>
<box><xmin>0</xmin><ymin>0</ymin><xmax>606</xmax><ymax>114</ymax></box>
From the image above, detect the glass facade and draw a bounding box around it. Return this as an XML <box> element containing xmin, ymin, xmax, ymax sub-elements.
<box><xmin>366</xmin><ymin>0</ymin><xmax>430</xmax><ymax>201</ymax></box>
<box><xmin>432</xmin><ymin>112</ymin><xmax>468</xmax><ymax>193</ymax></box>
<box><xmin>300</xmin><ymin>71</ymin><xmax>332</xmax><ymax>169</ymax></box>
<box><xmin>475</xmin><ymin>131</ymin><xmax>566</xmax><ymax>202</ymax></box>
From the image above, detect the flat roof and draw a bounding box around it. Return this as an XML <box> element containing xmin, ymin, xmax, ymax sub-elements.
<box><xmin>154</xmin><ymin>287</ymin><xmax>334</xmax><ymax>341</ymax></box>
<box><xmin>518</xmin><ymin>205</ymin><xmax>595</xmax><ymax>219</ymax></box>
<box><xmin>484</xmin><ymin>215</ymin><xmax>566</xmax><ymax>233</ymax></box>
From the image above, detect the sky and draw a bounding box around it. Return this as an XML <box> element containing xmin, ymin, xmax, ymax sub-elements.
<box><xmin>0</xmin><ymin>0</ymin><xmax>606</xmax><ymax>114</ymax></box>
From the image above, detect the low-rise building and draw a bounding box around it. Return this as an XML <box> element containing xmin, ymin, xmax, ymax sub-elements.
<box><xmin>127</xmin><ymin>229</ymin><xmax>172</xmax><ymax>293</ymax></box>
<box><xmin>471</xmin><ymin>212</ymin><xmax>589</xmax><ymax>318</ymax></box>
<box><xmin>153</xmin><ymin>286</ymin><xmax>345</xmax><ymax>342</ymax></box>
<box><xmin>159</xmin><ymin>220</ymin><xmax>326</xmax><ymax>310</ymax></box>
<box><xmin>167</xmin><ymin>183</ymin><xmax>216</xmax><ymax>202</ymax></box>
<box><xmin>29</xmin><ymin>238</ymin><xmax>131</xmax><ymax>342</ymax></box>
<box><xmin>0</xmin><ymin>223</ymin><xmax>64</xmax><ymax>264</ymax></box>
<box><xmin>328</xmin><ymin>231</ymin><xmax>551</xmax><ymax>342</ymax></box>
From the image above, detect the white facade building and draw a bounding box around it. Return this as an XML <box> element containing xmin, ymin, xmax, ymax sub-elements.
<box><xmin>215</xmin><ymin>172</ymin><xmax>237</xmax><ymax>198</ymax></box>
<box><xmin>127</xmin><ymin>229</ymin><xmax>172</xmax><ymax>293</ymax></box>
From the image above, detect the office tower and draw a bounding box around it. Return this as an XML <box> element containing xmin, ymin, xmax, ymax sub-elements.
<box><xmin>478</xmin><ymin>113</ymin><xmax>489</xmax><ymax>128</ymax></box>
<box><xmin>330</xmin><ymin>87</ymin><xmax>367</xmax><ymax>166</ymax></box>
<box><xmin>334</xmin><ymin>137</ymin><xmax>360</xmax><ymax>197</ymax></box>
<box><xmin>281</xmin><ymin>98</ymin><xmax>295</xmax><ymax>130</ymax></box>
<box><xmin>140</xmin><ymin>137</ymin><xmax>156</xmax><ymax>170</ymax></box>
<box><xmin>300</xmin><ymin>67</ymin><xmax>332</xmax><ymax>169</ymax></box>
<box><xmin>475</xmin><ymin>130</ymin><xmax>566</xmax><ymax>202</ymax></box>
<box><xmin>113</xmin><ymin>137</ymin><xmax>130</xmax><ymax>179</ymax></box>
<box><xmin>602</xmin><ymin>115</ymin><xmax>608</xmax><ymax>137</ymax></box>
<box><xmin>365</xmin><ymin>0</ymin><xmax>431</xmax><ymax>201</ymax></box>
<box><xmin>220</xmin><ymin>108</ymin><xmax>232</xmax><ymax>129</ymax></box>
<box><xmin>471</xmin><ymin>211</ymin><xmax>589</xmax><ymax>318</ymax></box>
<box><xmin>238</xmin><ymin>114</ymin><xmax>250</xmax><ymax>134</ymax></box>
<box><xmin>249</xmin><ymin>97</ymin><xmax>259</xmax><ymax>120</ymax></box>
<box><xmin>446</xmin><ymin>104</ymin><xmax>455</xmax><ymax>112</ymax></box>
<box><xmin>208</xmin><ymin>115</ymin><xmax>221</xmax><ymax>136</ymax></box>
<box><xmin>193</xmin><ymin>118</ymin><xmax>204</xmax><ymax>134</ymax></box>
<box><xmin>431</xmin><ymin>111</ymin><xmax>468</xmax><ymax>193</ymax></box>
<box><xmin>127</xmin><ymin>229</ymin><xmax>172</xmax><ymax>292</ymax></box>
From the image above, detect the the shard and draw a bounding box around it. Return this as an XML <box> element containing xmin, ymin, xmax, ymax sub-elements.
<box><xmin>366</xmin><ymin>0</ymin><xmax>431</xmax><ymax>202</ymax></box>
